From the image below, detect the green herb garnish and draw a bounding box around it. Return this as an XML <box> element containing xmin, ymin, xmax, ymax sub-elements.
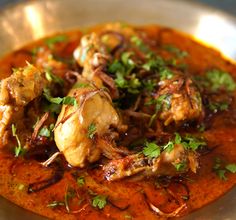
<box><xmin>92</xmin><ymin>195</ymin><xmax>107</xmax><ymax>209</ymax></box>
<box><xmin>163</xmin><ymin>44</ymin><xmax>188</xmax><ymax>58</ymax></box>
<box><xmin>77</xmin><ymin>176</ymin><xmax>85</xmax><ymax>186</ymax></box>
<box><xmin>213</xmin><ymin>158</ymin><xmax>236</xmax><ymax>180</ymax></box>
<box><xmin>45</xmin><ymin>68</ymin><xmax>64</xmax><ymax>86</ymax></box>
<box><xmin>43</xmin><ymin>88</ymin><xmax>77</xmax><ymax>106</ymax></box>
<box><xmin>12</xmin><ymin>124</ymin><xmax>25</xmax><ymax>157</ymax></box>
<box><xmin>45</xmin><ymin>35</ymin><xmax>68</xmax><ymax>49</ymax></box>
<box><xmin>87</xmin><ymin>123</ymin><xmax>96</xmax><ymax>139</ymax></box>
<box><xmin>174</xmin><ymin>161</ymin><xmax>187</xmax><ymax>171</ymax></box>
<box><xmin>143</xmin><ymin>142</ymin><xmax>161</xmax><ymax>158</ymax></box>
<box><xmin>206</xmin><ymin>69</ymin><xmax>236</xmax><ymax>92</ymax></box>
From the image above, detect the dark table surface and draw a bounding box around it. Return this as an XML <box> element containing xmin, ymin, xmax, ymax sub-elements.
<box><xmin>0</xmin><ymin>0</ymin><xmax>236</xmax><ymax>16</ymax></box>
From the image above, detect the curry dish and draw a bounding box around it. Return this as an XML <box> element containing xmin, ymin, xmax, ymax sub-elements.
<box><xmin>0</xmin><ymin>23</ymin><xmax>235</xmax><ymax>220</ymax></box>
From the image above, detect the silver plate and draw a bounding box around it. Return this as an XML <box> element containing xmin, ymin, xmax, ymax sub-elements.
<box><xmin>0</xmin><ymin>0</ymin><xmax>235</xmax><ymax>219</ymax></box>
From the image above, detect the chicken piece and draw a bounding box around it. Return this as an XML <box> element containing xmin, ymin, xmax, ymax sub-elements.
<box><xmin>73</xmin><ymin>33</ymin><xmax>119</xmax><ymax>98</ymax></box>
<box><xmin>104</xmin><ymin>144</ymin><xmax>198</xmax><ymax>181</ymax></box>
<box><xmin>156</xmin><ymin>72</ymin><xmax>204</xmax><ymax>126</ymax></box>
<box><xmin>0</xmin><ymin>64</ymin><xmax>46</xmax><ymax>146</ymax></box>
<box><xmin>54</xmin><ymin>77</ymin><xmax>126</xmax><ymax>167</ymax></box>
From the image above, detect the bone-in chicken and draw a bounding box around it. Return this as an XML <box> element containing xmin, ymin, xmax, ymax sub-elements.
<box><xmin>104</xmin><ymin>143</ymin><xmax>199</xmax><ymax>181</ymax></box>
<box><xmin>54</xmin><ymin>77</ymin><xmax>126</xmax><ymax>167</ymax></box>
<box><xmin>74</xmin><ymin>33</ymin><xmax>119</xmax><ymax>98</ymax></box>
<box><xmin>0</xmin><ymin>64</ymin><xmax>45</xmax><ymax>146</ymax></box>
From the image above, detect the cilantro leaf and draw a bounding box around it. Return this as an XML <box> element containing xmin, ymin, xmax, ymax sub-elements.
<box><xmin>163</xmin><ymin>141</ymin><xmax>174</xmax><ymax>153</ymax></box>
<box><xmin>174</xmin><ymin>161</ymin><xmax>187</xmax><ymax>171</ymax></box>
<box><xmin>216</xmin><ymin>169</ymin><xmax>227</xmax><ymax>180</ymax></box>
<box><xmin>131</xmin><ymin>35</ymin><xmax>150</xmax><ymax>53</ymax></box>
<box><xmin>62</xmin><ymin>96</ymin><xmax>77</xmax><ymax>106</ymax></box>
<box><xmin>92</xmin><ymin>195</ymin><xmax>107</xmax><ymax>209</ymax></box>
<box><xmin>225</xmin><ymin>164</ymin><xmax>236</xmax><ymax>173</ymax></box>
<box><xmin>39</xmin><ymin>126</ymin><xmax>51</xmax><ymax>137</ymax></box>
<box><xmin>12</xmin><ymin>124</ymin><xmax>25</xmax><ymax>157</ymax></box>
<box><xmin>45</xmin><ymin>68</ymin><xmax>64</xmax><ymax>86</ymax></box>
<box><xmin>206</xmin><ymin>69</ymin><xmax>236</xmax><ymax>92</ymax></box>
<box><xmin>43</xmin><ymin>88</ymin><xmax>77</xmax><ymax>106</ymax></box>
<box><xmin>143</xmin><ymin>142</ymin><xmax>161</xmax><ymax>158</ymax></box>
<box><xmin>182</xmin><ymin>135</ymin><xmax>206</xmax><ymax>151</ymax></box>
<box><xmin>87</xmin><ymin>123</ymin><xmax>96</xmax><ymax>139</ymax></box>
<box><xmin>45</xmin><ymin>35</ymin><xmax>68</xmax><ymax>49</ymax></box>
<box><xmin>163</xmin><ymin>44</ymin><xmax>188</xmax><ymax>58</ymax></box>
<box><xmin>77</xmin><ymin>176</ymin><xmax>85</xmax><ymax>186</ymax></box>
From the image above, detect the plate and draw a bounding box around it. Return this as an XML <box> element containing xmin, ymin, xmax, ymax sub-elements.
<box><xmin>0</xmin><ymin>0</ymin><xmax>235</xmax><ymax>219</ymax></box>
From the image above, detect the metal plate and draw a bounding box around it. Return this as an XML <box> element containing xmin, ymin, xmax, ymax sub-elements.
<box><xmin>0</xmin><ymin>0</ymin><xmax>235</xmax><ymax>219</ymax></box>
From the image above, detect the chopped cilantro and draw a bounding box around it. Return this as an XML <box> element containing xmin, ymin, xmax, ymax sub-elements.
<box><xmin>92</xmin><ymin>195</ymin><xmax>107</xmax><ymax>209</ymax></box>
<box><xmin>206</xmin><ymin>69</ymin><xmax>236</xmax><ymax>92</ymax></box>
<box><xmin>163</xmin><ymin>141</ymin><xmax>174</xmax><ymax>153</ymax></box>
<box><xmin>45</xmin><ymin>68</ymin><xmax>64</xmax><ymax>86</ymax></box>
<box><xmin>143</xmin><ymin>79</ymin><xmax>156</xmax><ymax>92</ymax></box>
<box><xmin>182</xmin><ymin>134</ymin><xmax>206</xmax><ymax>151</ymax></box>
<box><xmin>87</xmin><ymin>123</ymin><xmax>96</xmax><ymax>139</ymax></box>
<box><xmin>163</xmin><ymin>133</ymin><xmax>181</xmax><ymax>153</ymax></box>
<box><xmin>39</xmin><ymin>126</ymin><xmax>51</xmax><ymax>137</ymax></box>
<box><xmin>142</xmin><ymin>56</ymin><xmax>165</xmax><ymax>72</ymax></box>
<box><xmin>146</xmin><ymin>94</ymin><xmax>172</xmax><ymax>127</ymax></box>
<box><xmin>77</xmin><ymin>176</ymin><xmax>85</xmax><ymax>186</ymax></box>
<box><xmin>121</xmin><ymin>52</ymin><xmax>135</xmax><ymax>69</ymax></box>
<box><xmin>62</xmin><ymin>96</ymin><xmax>77</xmax><ymax>106</ymax></box>
<box><xmin>43</xmin><ymin>103</ymin><xmax>61</xmax><ymax>114</ymax></box>
<box><xmin>208</xmin><ymin>102</ymin><xmax>229</xmax><ymax>112</ymax></box>
<box><xmin>45</xmin><ymin>35</ymin><xmax>68</xmax><ymax>49</ymax></box>
<box><xmin>43</xmin><ymin>88</ymin><xmax>77</xmax><ymax>106</ymax></box>
<box><xmin>12</xmin><ymin>124</ymin><xmax>25</xmax><ymax>157</ymax></box>
<box><xmin>159</xmin><ymin>67</ymin><xmax>174</xmax><ymax>80</ymax></box>
<box><xmin>225</xmin><ymin>163</ymin><xmax>236</xmax><ymax>173</ymax></box>
<box><xmin>216</xmin><ymin>169</ymin><xmax>227</xmax><ymax>181</ymax></box>
<box><xmin>163</xmin><ymin>45</ymin><xmax>188</xmax><ymax>58</ymax></box>
<box><xmin>174</xmin><ymin>161</ymin><xmax>187</xmax><ymax>171</ymax></box>
<box><xmin>174</xmin><ymin>132</ymin><xmax>182</xmax><ymax>144</ymax></box>
<box><xmin>131</xmin><ymin>35</ymin><xmax>150</xmax><ymax>53</ymax></box>
<box><xmin>212</xmin><ymin>158</ymin><xmax>236</xmax><ymax>180</ymax></box>
<box><xmin>108</xmin><ymin>60</ymin><xmax>125</xmax><ymax>74</ymax></box>
<box><xmin>143</xmin><ymin>142</ymin><xmax>161</xmax><ymax>158</ymax></box>
<box><xmin>38</xmin><ymin>124</ymin><xmax>54</xmax><ymax>138</ymax></box>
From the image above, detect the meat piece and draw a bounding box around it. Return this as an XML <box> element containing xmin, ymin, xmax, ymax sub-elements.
<box><xmin>0</xmin><ymin>64</ymin><xmax>45</xmax><ymax>106</ymax></box>
<box><xmin>0</xmin><ymin>64</ymin><xmax>46</xmax><ymax>146</ymax></box>
<box><xmin>73</xmin><ymin>33</ymin><xmax>119</xmax><ymax>98</ymax></box>
<box><xmin>156</xmin><ymin>71</ymin><xmax>204</xmax><ymax>126</ymax></box>
<box><xmin>103</xmin><ymin>144</ymin><xmax>198</xmax><ymax>181</ymax></box>
<box><xmin>54</xmin><ymin>77</ymin><xmax>126</xmax><ymax>167</ymax></box>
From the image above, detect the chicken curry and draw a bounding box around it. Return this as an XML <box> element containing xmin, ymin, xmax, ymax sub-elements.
<box><xmin>0</xmin><ymin>23</ymin><xmax>235</xmax><ymax>219</ymax></box>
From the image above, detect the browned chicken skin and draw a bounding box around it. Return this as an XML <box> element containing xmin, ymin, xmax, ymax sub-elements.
<box><xmin>156</xmin><ymin>71</ymin><xmax>204</xmax><ymax>126</ymax></box>
<box><xmin>0</xmin><ymin>64</ymin><xmax>46</xmax><ymax>146</ymax></box>
<box><xmin>103</xmin><ymin>143</ymin><xmax>198</xmax><ymax>181</ymax></box>
<box><xmin>54</xmin><ymin>77</ymin><xmax>127</xmax><ymax>167</ymax></box>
